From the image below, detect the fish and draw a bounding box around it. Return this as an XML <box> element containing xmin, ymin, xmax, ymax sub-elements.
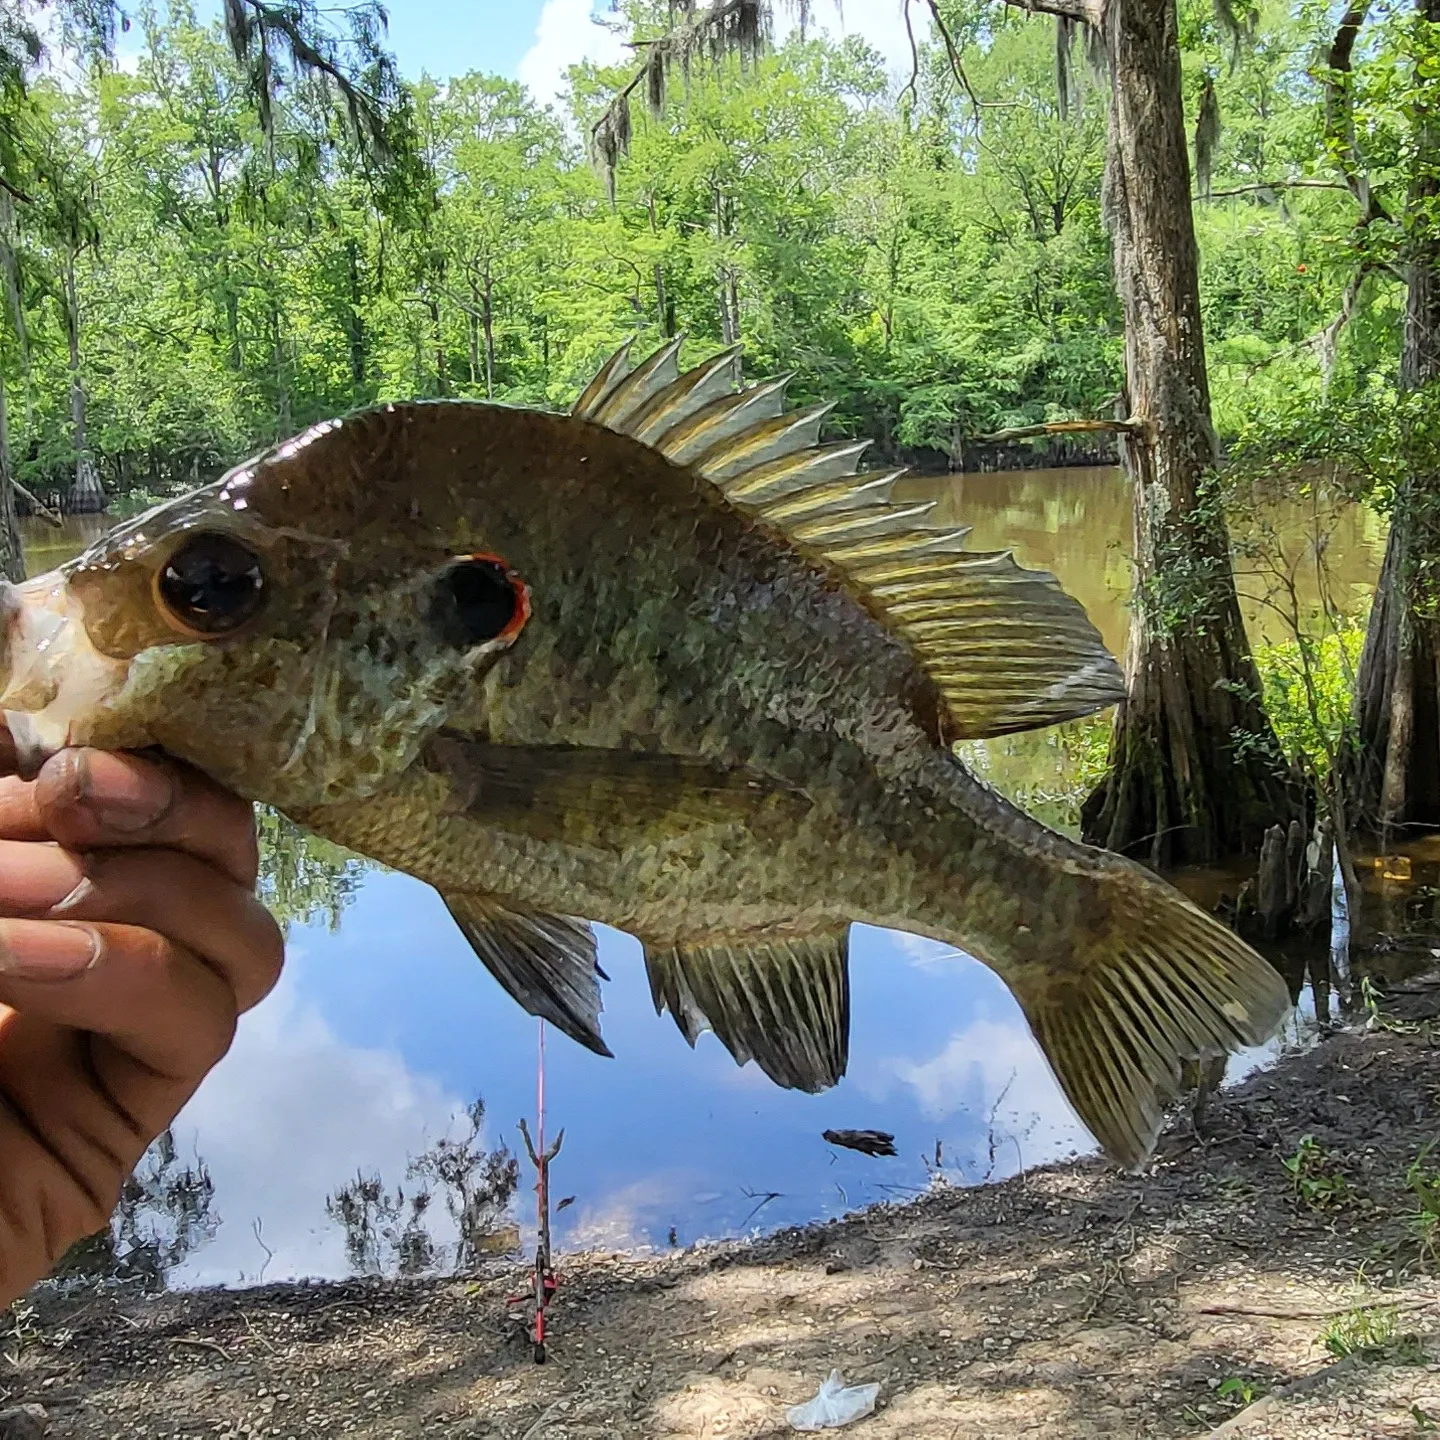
<box><xmin>0</xmin><ymin>338</ymin><xmax>1290</xmax><ymax>1171</ymax></box>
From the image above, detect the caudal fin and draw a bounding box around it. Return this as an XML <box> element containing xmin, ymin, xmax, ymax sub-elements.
<box><xmin>1015</xmin><ymin>869</ymin><xmax>1291</xmax><ymax>1172</ymax></box>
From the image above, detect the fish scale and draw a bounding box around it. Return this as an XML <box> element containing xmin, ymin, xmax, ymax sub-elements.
<box><xmin>0</xmin><ymin>339</ymin><xmax>1290</xmax><ymax>1172</ymax></box>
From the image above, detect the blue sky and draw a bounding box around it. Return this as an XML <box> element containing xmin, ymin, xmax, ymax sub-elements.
<box><xmin>121</xmin><ymin>1</ymin><xmax>918</xmax><ymax>107</ymax></box>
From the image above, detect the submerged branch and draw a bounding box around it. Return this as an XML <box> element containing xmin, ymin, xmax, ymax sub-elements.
<box><xmin>971</xmin><ymin>418</ymin><xmax>1145</xmax><ymax>444</ymax></box>
<box><xmin>12</xmin><ymin>479</ymin><xmax>61</xmax><ymax>529</ymax></box>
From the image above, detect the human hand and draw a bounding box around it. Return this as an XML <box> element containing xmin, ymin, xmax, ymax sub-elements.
<box><xmin>0</xmin><ymin>743</ymin><xmax>283</xmax><ymax>1306</ymax></box>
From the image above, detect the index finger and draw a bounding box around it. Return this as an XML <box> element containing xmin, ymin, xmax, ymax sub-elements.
<box><xmin>15</xmin><ymin>750</ymin><xmax>259</xmax><ymax>888</ymax></box>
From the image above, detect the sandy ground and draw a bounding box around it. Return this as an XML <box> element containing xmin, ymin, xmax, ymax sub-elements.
<box><xmin>6</xmin><ymin>976</ymin><xmax>1440</xmax><ymax>1439</ymax></box>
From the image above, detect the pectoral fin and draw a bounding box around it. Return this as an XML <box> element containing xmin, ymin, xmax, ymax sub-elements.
<box><xmin>424</xmin><ymin>734</ymin><xmax>809</xmax><ymax>849</ymax></box>
<box><xmin>444</xmin><ymin>892</ymin><xmax>611</xmax><ymax>1058</ymax></box>
<box><xmin>645</xmin><ymin>932</ymin><xmax>850</xmax><ymax>1092</ymax></box>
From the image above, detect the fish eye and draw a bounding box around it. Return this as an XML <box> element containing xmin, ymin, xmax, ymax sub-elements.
<box><xmin>429</xmin><ymin>554</ymin><xmax>530</xmax><ymax>649</ymax></box>
<box><xmin>153</xmin><ymin>532</ymin><xmax>267</xmax><ymax>638</ymax></box>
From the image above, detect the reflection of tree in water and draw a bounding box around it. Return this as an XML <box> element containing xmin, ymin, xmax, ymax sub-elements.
<box><xmin>256</xmin><ymin>806</ymin><xmax>368</xmax><ymax>934</ymax></box>
<box><xmin>54</xmin><ymin>1130</ymin><xmax>219</xmax><ymax>1291</ymax></box>
<box><xmin>325</xmin><ymin>1099</ymin><xmax>520</xmax><ymax>1278</ymax></box>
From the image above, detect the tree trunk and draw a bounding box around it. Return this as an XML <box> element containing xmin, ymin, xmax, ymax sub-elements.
<box><xmin>268</xmin><ymin>295</ymin><xmax>292</xmax><ymax>437</ymax></box>
<box><xmin>0</xmin><ymin>369</ymin><xmax>25</xmax><ymax>584</ymax></box>
<box><xmin>467</xmin><ymin>269</ymin><xmax>481</xmax><ymax>388</ymax></box>
<box><xmin>1348</xmin><ymin>0</ymin><xmax>1440</xmax><ymax>842</ymax></box>
<box><xmin>481</xmin><ymin>266</ymin><xmax>495</xmax><ymax>400</ymax></box>
<box><xmin>1079</xmin><ymin>0</ymin><xmax>1292</xmax><ymax>867</ymax></box>
<box><xmin>429</xmin><ymin>295</ymin><xmax>447</xmax><ymax>397</ymax></box>
<box><xmin>62</xmin><ymin>254</ymin><xmax>104</xmax><ymax>516</ymax></box>
<box><xmin>344</xmin><ymin>237</ymin><xmax>366</xmax><ymax>396</ymax></box>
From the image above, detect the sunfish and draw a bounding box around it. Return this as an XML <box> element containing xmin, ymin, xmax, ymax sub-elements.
<box><xmin>0</xmin><ymin>339</ymin><xmax>1288</xmax><ymax>1170</ymax></box>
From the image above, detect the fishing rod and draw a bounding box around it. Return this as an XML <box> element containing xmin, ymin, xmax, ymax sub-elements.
<box><xmin>512</xmin><ymin>1019</ymin><xmax>562</xmax><ymax>1364</ymax></box>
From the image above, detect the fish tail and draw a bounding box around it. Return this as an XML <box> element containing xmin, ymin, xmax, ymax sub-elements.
<box><xmin>1004</xmin><ymin>858</ymin><xmax>1290</xmax><ymax>1172</ymax></box>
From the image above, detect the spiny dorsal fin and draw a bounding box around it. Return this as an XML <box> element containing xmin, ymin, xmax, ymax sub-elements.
<box><xmin>573</xmin><ymin>340</ymin><xmax>1124</xmax><ymax>740</ymax></box>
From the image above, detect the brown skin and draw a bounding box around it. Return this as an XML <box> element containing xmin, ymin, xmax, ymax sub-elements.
<box><xmin>0</xmin><ymin>741</ymin><xmax>283</xmax><ymax>1307</ymax></box>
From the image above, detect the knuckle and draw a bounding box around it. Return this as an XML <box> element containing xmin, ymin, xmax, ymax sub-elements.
<box><xmin>192</xmin><ymin>1003</ymin><xmax>239</xmax><ymax>1072</ymax></box>
<box><xmin>247</xmin><ymin>910</ymin><xmax>286</xmax><ymax>1007</ymax></box>
<box><xmin>32</xmin><ymin>749</ymin><xmax>87</xmax><ymax>816</ymax></box>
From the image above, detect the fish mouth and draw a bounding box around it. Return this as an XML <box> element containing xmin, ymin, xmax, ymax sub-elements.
<box><xmin>0</xmin><ymin>572</ymin><xmax>134</xmax><ymax>779</ymax></box>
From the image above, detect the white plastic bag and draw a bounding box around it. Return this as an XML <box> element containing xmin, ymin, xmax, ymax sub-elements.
<box><xmin>786</xmin><ymin>1370</ymin><xmax>880</xmax><ymax>1431</ymax></box>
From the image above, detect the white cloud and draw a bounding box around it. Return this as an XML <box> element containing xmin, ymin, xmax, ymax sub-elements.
<box><xmin>775</xmin><ymin>0</ymin><xmax>920</xmax><ymax>83</ymax></box>
<box><xmin>518</xmin><ymin>0</ymin><xmax>629</xmax><ymax>110</ymax></box>
<box><xmin>159</xmin><ymin>964</ymin><xmax>476</xmax><ymax>1287</ymax></box>
<box><xmin>890</xmin><ymin>1018</ymin><xmax>1094</xmax><ymax>1172</ymax></box>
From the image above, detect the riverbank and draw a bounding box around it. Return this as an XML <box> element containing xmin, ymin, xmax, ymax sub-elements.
<box><xmin>6</xmin><ymin>975</ymin><xmax>1440</xmax><ymax>1439</ymax></box>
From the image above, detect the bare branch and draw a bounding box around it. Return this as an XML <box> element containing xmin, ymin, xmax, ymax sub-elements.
<box><xmin>1316</xmin><ymin>261</ymin><xmax>1377</xmax><ymax>394</ymax></box>
<box><xmin>1198</xmin><ymin>179</ymin><xmax>1350</xmax><ymax>200</ymax></box>
<box><xmin>924</xmin><ymin>0</ymin><xmax>1013</xmax><ymax>120</ymax></box>
<box><xmin>0</xmin><ymin>175</ymin><xmax>32</xmax><ymax>206</ymax></box>
<box><xmin>971</xmin><ymin>417</ymin><xmax>1146</xmax><ymax>444</ymax></box>
<box><xmin>589</xmin><ymin>0</ymin><xmax>764</xmax><ymax>201</ymax></box>
<box><xmin>1000</xmin><ymin>0</ymin><xmax>1100</xmax><ymax>27</ymax></box>
<box><xmin>901</xmin><ymin>0</ymin><xmax>920</xmax><ymax>111</ymax></box>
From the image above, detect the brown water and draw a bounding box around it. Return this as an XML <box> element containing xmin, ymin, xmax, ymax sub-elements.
<box><xmin>20</xmin><ymin>514</ymin><xmax>112</xmax><ymax>574</ymax></box>
<box><xmin>898</xmin><ymin>463</ymin><xmax>1388</xmax><ymax>657</ymax></box>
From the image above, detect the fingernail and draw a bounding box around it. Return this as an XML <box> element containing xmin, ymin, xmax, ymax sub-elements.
<box><xmin>75</xmin><ymin>751</ymin><xmax>175</xmax><ymax>832</ymax></box>
<box><xmin>0</xmin><ymin>921</ymin><xmax>100</xmax><ymax>980</ymax></box>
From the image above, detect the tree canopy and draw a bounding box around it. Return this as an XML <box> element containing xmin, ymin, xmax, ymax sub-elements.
<box><xmin>0</xmin><ymin>0</ymin><xmax>1411</xmax><ymax>508</ymax></box>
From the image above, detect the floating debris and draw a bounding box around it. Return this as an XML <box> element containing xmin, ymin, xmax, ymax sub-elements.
<box><xmin>823</xmin><ymin>1129</ymin><xmax>897</xmax><ymax>1158</ymax></box>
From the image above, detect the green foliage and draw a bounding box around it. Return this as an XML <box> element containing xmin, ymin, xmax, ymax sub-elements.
<box><xmin>957</xmin><ymin>712</ymin><xmax>1111</xmax><ymax>837</ymax></box>
<box><xmin>1254</xmin><ymin>624</ymin><xmax>1366</xmax><ymax>779</ymax></box>
<box><xmin>255</xmin><ymin>805</ymin><xmax>367</xmax><ymax>935</ymax></box>
<box><xmin>0</xmin><ymin>0</ymin><xmax>1407</xmax><ymax>510</ymax></box>
<box><xmin>1320</xmin><ymin>1304</ymin><xmax>1425</xmax><ymax>1364</ymax></box>
<box><xmin>1405</xmin><ymin>1143</ymin><xmax>1440</xmax><ymax>1269</ymax></box>
<box><xmin>1215</xmin><ymin>1375</ymin><xmax>1266</xmax><ymax>1407</ymax></box>
<box><xmin>1281</xmin><ymin>1133</ymin><xmax>1355</xmax><ymax>1211</ymax></box>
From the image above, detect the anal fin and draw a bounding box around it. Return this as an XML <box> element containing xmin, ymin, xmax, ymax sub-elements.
<box><xmin>444</xmin><ymin>893</ymin><xmax>612</xmax><ymax>1058</ymax></box>
<box><xmin>645</xmin><ymin>932</ymin><xmax>850</xmax><ymax>1092</ymax></box>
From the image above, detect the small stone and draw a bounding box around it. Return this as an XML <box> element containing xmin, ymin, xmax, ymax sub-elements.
<box><xmin>0</xmin><ymin>1405</ymin><xmax>48</xmax><ymax>1440</ymax></box>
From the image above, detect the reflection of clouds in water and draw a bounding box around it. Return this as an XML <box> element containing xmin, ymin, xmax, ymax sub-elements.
<box><xmin>165</xmin><ymin>958</ymin><xmax>479</xmax><ymax>1287</ymax></box>
<box><xmin>889</xmin><ymin>1019</ymin><xmax>1093</xmax><ymax>1171</ymax></box>
<box><xmin>559</xmin><ymin>1170</ymin><xmax>708</xmax><ymax>1253</ymax></box>
<box><xmin>887</xmin><ymin>931</ymin><xmax>969</xmax><ymax>968</ymax></box>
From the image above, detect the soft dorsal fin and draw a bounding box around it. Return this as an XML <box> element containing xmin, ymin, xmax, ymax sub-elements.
<box><xmin>572</xmin><ymin>339</ymin><xmax>1124</xmax><ymax>740</ymax></box>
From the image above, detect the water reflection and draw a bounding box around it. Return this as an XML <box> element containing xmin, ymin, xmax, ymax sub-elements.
<box><xmin>325</xmin><ymin>1099</ymin><xmax>519</xmax><ymax>1278</ymax></box>
<box><xmin>55</xmin><ymin>1130</ymin><xmax>219</xmax><ymax>1290</ymax></box>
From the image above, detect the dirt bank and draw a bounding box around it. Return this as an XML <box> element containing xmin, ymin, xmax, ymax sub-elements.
<box><xmin>6</xmin><ymin>977</ymin><xmax>1440</xmax><ymax>1439</ymax></box>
